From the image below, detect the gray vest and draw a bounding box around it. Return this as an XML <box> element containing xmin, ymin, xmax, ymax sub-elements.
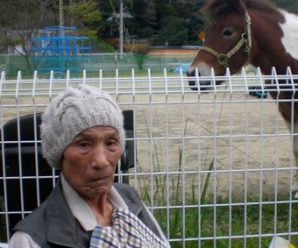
<box><xmin>13</xmin><ymin>180</ymin><xmax>161</xmax><ymax>248</ymax></box>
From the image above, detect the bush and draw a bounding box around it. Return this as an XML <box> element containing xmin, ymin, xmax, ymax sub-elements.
<box><xmin>157</xmin><ymin>17</ymin><xmax>188</xmax><ymax>46</ymax></box>
<box><xmin>130</xmin><ymin>42</ymin><xmax>150</xmax><ymax>70</ymax></box>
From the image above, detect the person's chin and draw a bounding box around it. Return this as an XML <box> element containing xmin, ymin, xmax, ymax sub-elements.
<box><xmin>90</xmin><ymin>181</ymin><xmax>113</xmax><ymax>195</ymax></box>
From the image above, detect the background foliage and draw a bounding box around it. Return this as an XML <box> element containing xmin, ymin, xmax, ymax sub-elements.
<box><xmin>0</xmin><ymin>0</ymin><xmax>298</xmax><ymax>53</ymax></box>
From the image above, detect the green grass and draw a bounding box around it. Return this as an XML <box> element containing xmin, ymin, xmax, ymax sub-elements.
<box><xmin>1</xmin><ymin>197</ymin><xmax>297</xmax><ymax>246</ymax></box>
<box><xmin>138</xmin><ymin>161</ymin><xmax>298</xmax><ymax>247</ymax></box>
<box><xmin>137</xmin><ymin>117</ymin><xmax>298</xmax><ymax>247</ymax></box>
<box><xmin>154</xmin><ymin>199</ymin><xmax>298</xmax><ymax>248</ymax></box>
<box><xmin>1</xmin><ymin>53</ymin><xmax>192</xmax><ymax>79</ymax></box>
<box><xmin>134</xmin><ymin>103</ymin><xmax>298</xmax><ymax>248</ymax></box>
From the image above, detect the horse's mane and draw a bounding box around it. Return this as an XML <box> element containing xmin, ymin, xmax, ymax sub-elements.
<box><xmin>202</xmin><ymin>0</ymin><xmax>280</xmax><ymax>19</ymax></box>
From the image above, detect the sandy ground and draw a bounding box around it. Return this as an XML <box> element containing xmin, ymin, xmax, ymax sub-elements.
<box><xmin>1</xmin><ymin>85</ymin><xmax>295</xmax><ymax>200</ymax></box>
<box><xmin>120</xmin><ymin>92</ymin><xmax>295</xmax><ymax>200</ymax></box>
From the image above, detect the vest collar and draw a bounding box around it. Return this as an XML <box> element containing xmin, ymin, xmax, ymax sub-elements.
<box><xmin>45</xmin><ymin>178</ymin><xmax>143</xmax><ymax>247</ymax></box>
<box><xmin>46</xmin><ymin>180</ymin><xmax>85</xmax><ymax>247</ymax></box>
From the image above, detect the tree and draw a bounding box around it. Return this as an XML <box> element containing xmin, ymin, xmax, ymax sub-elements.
<box><xmin>186</xmin><ymin>0</ymin><xmax>206</xmax><ymax>45</ymax></box>
<box><xmin>65</xmin><ymin>0</ymin><xmax>102</xmax><ymax>40</ymax></box>
<box><xmin>0</xmin><ymin>0</ymin><xmax>208</xmax><ymax>54</ymax></box>
<box><xmin>97</xmin><ymin>0</ymin><xmax>134</xmax><ymax>51</ymax></box>
<box><xmin>0</xmin><ymin>0</ymin><xmax>58</xmax><ymax>71</ymax></box>
<box><xmin>157</xmin><ymin>17</ymin><xmax>188</xmax><ymax>46</ymax></box>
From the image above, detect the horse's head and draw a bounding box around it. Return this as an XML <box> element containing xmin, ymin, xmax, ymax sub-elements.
<box><xmin>187</xmin><ymin>0</ymin><xmax>253</xmax><ymax>90</ymax></box>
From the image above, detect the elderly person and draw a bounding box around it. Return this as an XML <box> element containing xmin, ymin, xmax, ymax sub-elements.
<box><xmin>9</xmin><ymin>85</ymin><xmax>169</xmax><ymax>248</ymax></box>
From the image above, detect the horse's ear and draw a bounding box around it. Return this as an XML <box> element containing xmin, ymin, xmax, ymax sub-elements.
<box><xmin>230</xmin><ymin>0</ymin><xmax>245</xmax><ymax>10</ymax></box>
<box><xmin>201</xmin><ymin>0</ymin><xmax>247</xmax><ymax>18</ymax></box>
<box><xmin>209</xmin><ymin>0</ymin><xmax>242</xmax><ymax>9</ymax></box>
<box><xmin>230</xmin><ymin>0</ymin><xmax>247</xmax><ymax>14</ymax></box>
<box><xmin>230</xmin><ymin>0</ymin><xmax>241</xmax><ymax>7</ymax></box>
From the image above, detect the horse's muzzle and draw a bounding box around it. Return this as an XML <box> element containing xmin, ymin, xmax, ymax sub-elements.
<box><xmin>186</xmin><ymin>70</ymin><xmax>212</xmax><ymax>92</ymax></box>
<box><xmin>186</xmin><ymin>70</ymin><xmax>198</xmax><ymax>91</ymax></box>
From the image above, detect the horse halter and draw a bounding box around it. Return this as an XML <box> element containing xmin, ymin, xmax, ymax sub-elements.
<box><xmin>200</xmin><ymin>12</ymin><xmax>252</xmax><ymax>68</ymax></box>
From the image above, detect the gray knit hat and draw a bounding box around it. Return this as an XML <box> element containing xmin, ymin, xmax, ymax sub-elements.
<box><xmin>40</xmin><ymin>84</ymin><xmax>125</xmax><ymax>170</ymax></box>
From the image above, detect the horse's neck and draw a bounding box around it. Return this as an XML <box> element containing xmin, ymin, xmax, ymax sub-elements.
<box><xmin>279</xmin><ymin>10</ymin><xmax>298</xmax><ymax>62</ymax></box>
<box><xmin>252</xmin><ymin>9</ymin><xmax>298</xmax><ymax>75</ymax></box>
<box><xmin>249</xmin><ymin>9</ymin><xmax>298</xmax><ymax>123</ymax></box>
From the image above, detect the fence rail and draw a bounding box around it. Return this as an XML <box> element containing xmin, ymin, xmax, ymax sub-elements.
<box><xmin>0</xmin><ymin>69</ymin><xmax>298</xmax><ymax>248</ymax></box>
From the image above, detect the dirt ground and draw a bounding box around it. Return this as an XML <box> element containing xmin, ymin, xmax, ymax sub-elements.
<box><xmin>124</xmin><ymin>91</ymin><xmax>295</xmax><ymax>200</ymax></box>
<box><xmin>1</xmin><ymin>83</ymin><xmax>295</xmax><ymax>200</ymax></box>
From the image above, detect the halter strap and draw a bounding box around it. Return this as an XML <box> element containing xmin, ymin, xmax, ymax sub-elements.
<box><xmin>200</xmin><ymin>12</ymin><xmax>252</xmax><ymax>68</ymax></box>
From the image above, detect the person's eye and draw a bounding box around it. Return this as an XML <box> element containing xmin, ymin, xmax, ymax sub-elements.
<box><xmin>106</xmin><ymin>139</ymin><xmax>119</xmax><ymax>148</ymax></box>
<box><xmin>78</xmin><ymin>141</ymin><xmax>92</xmax><ymax>149</ymax></box>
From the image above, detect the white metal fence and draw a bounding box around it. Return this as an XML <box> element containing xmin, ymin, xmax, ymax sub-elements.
<box><xmin>0</xmin><ymin>68</ymin><xmax>298</xmax><ymax>247</ymax></box>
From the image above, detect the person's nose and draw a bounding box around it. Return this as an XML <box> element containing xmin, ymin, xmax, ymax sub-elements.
<box><xmin>92</xmin><ymin>145</ymin><xmax>109</xmax><ymax>169</ymax></box>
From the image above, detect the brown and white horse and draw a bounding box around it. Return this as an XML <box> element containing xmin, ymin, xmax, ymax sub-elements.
<box><xmin>187</xmin><ymin>0</ymin><xmax>298</xmax><ymax>197</ymax></box>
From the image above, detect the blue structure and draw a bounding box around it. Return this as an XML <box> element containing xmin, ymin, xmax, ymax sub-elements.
<box><xmin>30</xmin><ymin>26</ymin><xmax>91</xmax><ymax>77</ymax></box>
<box><xmin>172</xmin><ymin>63</ymin><xmax>191</xmax><ymax>73</ymax></box>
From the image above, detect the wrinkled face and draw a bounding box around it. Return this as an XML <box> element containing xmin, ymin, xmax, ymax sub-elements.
<box><xmin>62</xmin><ymin>126</ymin><xmax>122</xmax><ymax>200</ymax></box>
<box><xmin>188</xmin><ymin>12</ymin><xmax>249</xmax><ymax>90</ymax></box>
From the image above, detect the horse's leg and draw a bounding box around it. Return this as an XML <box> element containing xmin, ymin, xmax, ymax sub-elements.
<box><xmin>285</xmin><ymin>120</ymin><xmax>298</xmax><ymax>198</ymax></box>
<box><xmin>293</xmin><ymin>134</ymin><xmax>298</xmax><ymax>198</ymax></box>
